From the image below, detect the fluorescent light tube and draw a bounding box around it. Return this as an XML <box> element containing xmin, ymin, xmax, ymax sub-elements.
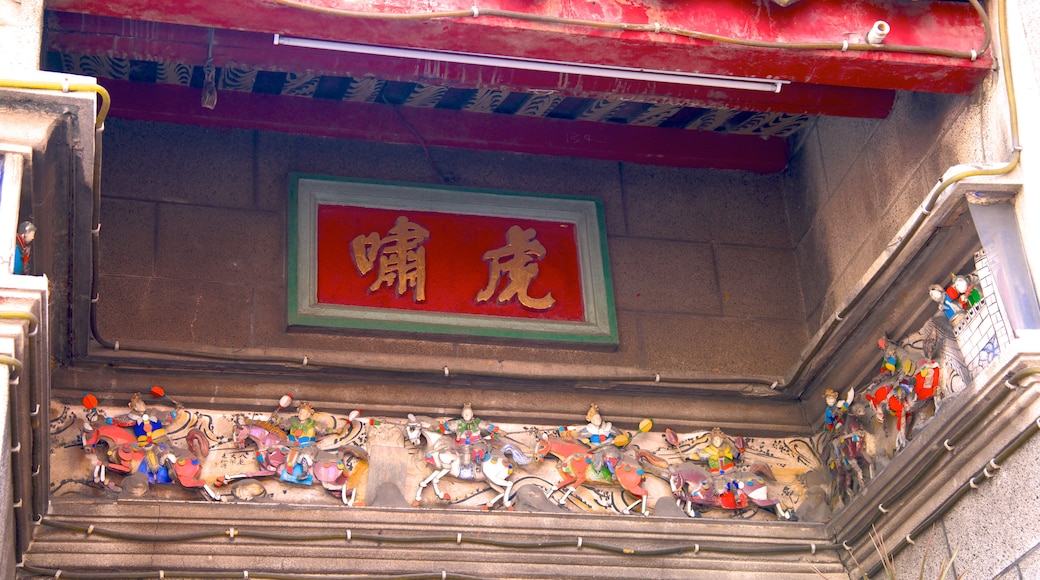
<box><xmin>274</xmin><ymin>34</ymin><xmax>788</xmax><ymax>93</ymax></box>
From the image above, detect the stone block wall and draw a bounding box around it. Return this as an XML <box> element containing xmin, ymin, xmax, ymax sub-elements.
<box><xmin>892</xmin><ymin>431</ymin><xmax>1040</xmax><ymax>580</ymax></box>
<box><xmin>781</xmin><ymin>89</ymin><xmax>978</xmax><ymax>336</ymax></box>
<box><xmin>95</xmin><ymin>119</ymin><xmax>808</xmax><ymax>380</ymax></box>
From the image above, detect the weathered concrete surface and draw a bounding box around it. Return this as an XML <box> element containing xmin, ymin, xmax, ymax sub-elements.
<box><xmin>0</xmin><ymin>0</ymin><xmax>43</xmax><ymax>70</ymax></box>
<box><xmin>95</xmin><ymin>119</ymin><xmax>808</xmax><ymax>381</ymax></box>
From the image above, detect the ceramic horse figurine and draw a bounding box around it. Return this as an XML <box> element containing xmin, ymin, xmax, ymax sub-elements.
<box><xmin>228</xmin><ymin>418</ymin><xmax>368</xmax><ymax>504</ymax></box>
<box><xmin>655</xmin><ymin>460</ymin><xmax>789</xmax><ymax>519</ymax></box>
<box><xmin>404</xmin><ymin>414</ymin><xmax>531</xmax><ymax>509</ymax></box>
<box><xmin>534</xmin><ymin>434</ymin><xmax>664</xmax><ymax>515</ymax></box>
<box><xmin>659</xmin><ymin>427</ymin><xmax>794</xmax><ymax>519</ymax></box>
<box><xmin>79</xmin><ymin>394</ymin><xmax>212</xmax><ymax>495</ymax></box>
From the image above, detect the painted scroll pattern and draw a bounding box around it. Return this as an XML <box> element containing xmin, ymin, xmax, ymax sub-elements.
<box><xmin>51</xmin><ymin>53</ymin><xmax>812</xmax><ymax>137</ymax></box>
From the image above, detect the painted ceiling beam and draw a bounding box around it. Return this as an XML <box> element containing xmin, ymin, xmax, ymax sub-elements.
<box><xmin>46</xmin><ymin>0</ymin><xmax>991</xmax><ymax>95</ymax></box>
<box><xmin>99</xmin><ymin>78</ymin><xmax>790</xmax><ymax>172</ymax></box>
<box><xmin>47</xmin><ymin>12</ymin><xmax>897</xmax><ymax>120</ymax></box>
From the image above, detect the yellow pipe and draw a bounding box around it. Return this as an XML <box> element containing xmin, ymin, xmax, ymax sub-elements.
<box><xmin>0</xmin><ymin>354</ymin><xmax>22</xmax><ymax>379</ymax></box>
<box><xmin>0</xmin><ymin>79</ymin><xmax>110</xmax><ymax>129</ymax></box>
<box><xmin>0</xmin><ymin>311</ymin><xmax>39</xmax><ymax>336</ymax></box>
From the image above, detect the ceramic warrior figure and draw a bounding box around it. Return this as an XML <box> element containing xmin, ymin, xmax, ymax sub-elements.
<box><xmin>439</xmin><ymin>403</ymin><xmax>499</xmax><ymax>466</ymax></box>
<box><xmin>124</xmin><ymin>392</ymin><xmax>179</xmax><ymax>484</ymax></box>
<box><xmin>822</xmin><ymin>388</ymin><xmax>854</xmax><ymax>434</ymax></box>
<box><xmin>949</xmin><ymin>274</ymin><xmax>982</xmax><ymax>311</ymax></box>
<box><xmin>929</xmin><ymin>284</ymin><xmax>965</xmax><ymax>326</ymax></box>
<box><xmin>698</xmin><ymin>427</ymin><xmax>742</xmax><ymax>477</ymax></box>
<box><xmin>14</xmin><ymin>221</ymin><xmax>36</xmax><ymax>275</ymax></box>
<box><xmin>280</xmin><ymin>401</ymin><xmax>324</xmax><ymax>484</ymax></box>
<box><xmin>559</xmin><ymin>404</ymin><xmax>623</xmax><ymax>476</ymax></box>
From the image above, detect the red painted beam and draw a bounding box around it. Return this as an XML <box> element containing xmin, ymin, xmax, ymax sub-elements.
<box><xmin>47</xmin><ymin>12</ymin><xmax>897</xmax><ymax>119</ymax></box>
<box><xmin>45</xmin><ymin>0</ymin><xmax>990</xmax><ymax>94</ymax></box>
<box><xmin>97</xmin><ymin>78</ymin><xmax>790</xmax><ymax>172</ymax></box>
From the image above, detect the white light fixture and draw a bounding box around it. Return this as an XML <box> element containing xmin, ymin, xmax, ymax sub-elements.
<box><xmin>273</xmin><ymin>34</ymin><xmax>789</xmax><ymax>93</ymax></box>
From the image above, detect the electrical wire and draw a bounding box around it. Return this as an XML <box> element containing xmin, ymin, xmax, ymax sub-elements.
<box><xmin>846</xmin><ymin>367</ymin><xmax>1040</xmax><ymax>575</ymax></box>
<box><xmin>263</xmin><ymin>0</ymin><xmax>990</xmax><ymax>62</ymax></box>
<box><xmin>0</xmin><ymin>353</ymin><xmax>23</xmax><ymax>379</ymax></box>
<box><xmin>17</xmin><ymin>566</ymin><xmax>487</xmax><ymax>580</ymax></box>
<box><xmin>31</xmin><ymin>517</ymin><xmax>843</xmax><ymax>570</ymax></box>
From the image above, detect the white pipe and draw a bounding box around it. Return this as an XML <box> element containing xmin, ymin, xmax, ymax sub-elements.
<box><xmin>867</xmin><ymin>21</ymin><xmax>890</xmax><ymax>45</ymax></box>
<box><xmin>273</xmin><ymin>34</ymin><xmax>789</xmax><ymax>93</ymax></box>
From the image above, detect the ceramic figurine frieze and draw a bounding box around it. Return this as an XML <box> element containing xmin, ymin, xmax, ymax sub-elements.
<box><xmin>53</xmin><ymin>398</ymin><xmax>824</xmax><ymax>519</ymax></box>
<box><xmin>819</xmin><ymin>266</ymin><xmax>984</xmax><ymax>507</ymax></box>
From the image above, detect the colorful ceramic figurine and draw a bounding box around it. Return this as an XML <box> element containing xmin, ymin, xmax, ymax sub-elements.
<box><xmin>929</xmin><ymin>283</ymin><xmax>965</xmax><ymax>325</ymax></box>
<box><xmin>877</xmin><ymin>335</ymin><xmax>917</xmax><ymax>377</ymax></box>
<box><xmin>226</xmin><ymin>397</ymin><xmax>367</xmax><ymax>503</ymax></box>
<box><xmin>558</xmin><ymin>404</ymin><xmax>621</xmax><ymax>475</ymax></box>
<box><xmin>125</xmin><ymin>392</ymin><xmax>179</xmax><ymax>482</ymax></box>
<box><xmin>692</xmin><ymin>427</ymin><xmax>743</xmax><ymax>477</ymax></box>
<box><xmin>273</xmin><ymin>400</ymin><xmax>360</xmax><ymax>486</ymax></box>
<box><xmin>406</xmin><ymin>410</ymin><xmax>529</xmax><ymax>509</ymax></box>
<box><xmin>79</xmin><ymin>389</ymin><xmax>210</xmax><ymax>493</ymax></box>
<box><xmin>439</xmin><ymin>403</ymin><xmax>500</xmax><ymax>466</ymax></box>
<box><xmin>658</xmin><ymin>427</ymin><xmax>791</xmax><ymax>519</ymax></box>
<box><xmin>823</xmin><ymin>388</ymin><xmax>854</xmax><ymax>433</ymax></box>
<box><xmin>535</xmin><ymin>433</ymin><xmax>661</xmax><ymax>516</ymax></box>
<box><xmin>824</xmin><ymin>404</ymin><xmax>875</xmax><ymax>503</ymax></box>
<box><xmin>536</xmin><ymin>406</ymin><xmax>661</xmax><ymax>515</ymax></box>
<box><xmin>280</xmin><ymin>401</ymin><xmax>322</xmax><ymax>484</ymax></box>
<box><xmin>949</xmin><ymin>273</ymin><xmax>982</xmax><ymax>311</ymax></box>
<box><xmin>14</xmin><ymin>221</ymin><xmax>35</xmax><ymax>275</ymax></box>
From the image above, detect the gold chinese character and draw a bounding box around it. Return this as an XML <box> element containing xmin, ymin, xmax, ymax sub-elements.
<box><xmin>476</xmin><ymin>225</ymin><xmax>555</xmax><ymax>311</ymax></box>
<box><xmin>351</xmin><ymin>216</ymin><xmax>429</xmax><ymax>302</ymax></box>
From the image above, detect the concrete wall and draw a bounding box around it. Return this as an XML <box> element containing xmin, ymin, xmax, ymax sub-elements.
<box><xmin>891</xmin><ymin>431</ymin><xmax>1040</xmax><ymax>580</ymax></box>
<box><xmin>887</xmin><ymin>1</ymin><xmax>1040</xmax><ymax>578</ymax></box>
<box><xmin>0</xmin><ymin>0</ymin><xmax>43</xmax><ymax>69</ymax></box>
<box><xmin>782</xmin><ymin>88</ymin><xmax>982</xmax><ymax>336</ymax></box>
<box><xmin>784</xmin><ymin>0</ymin><xmax>1040</xmax><ymax>577</ymax></box>
<box><xmin>95</xmin><ymin>119</ymin><xmax>808</xmax><ymax>379</ymax></box>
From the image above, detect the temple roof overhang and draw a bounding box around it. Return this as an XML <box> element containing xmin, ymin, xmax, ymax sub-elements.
<box><xmin>44</xmin><ymin>0</ymin><xmax>991</xmax><ymax>171</ymax></box>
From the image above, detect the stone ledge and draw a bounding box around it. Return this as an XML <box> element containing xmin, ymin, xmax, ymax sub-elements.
<box><xmin>23</xmin><ymin>499</ymin><xmax>847</xmax><ymax>579</ymax></box>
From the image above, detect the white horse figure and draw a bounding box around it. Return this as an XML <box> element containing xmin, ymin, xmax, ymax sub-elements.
<box><xmin>405</xmin><ymin>414</ymin><xmax>530</xmax><ymax>509</ymax></box>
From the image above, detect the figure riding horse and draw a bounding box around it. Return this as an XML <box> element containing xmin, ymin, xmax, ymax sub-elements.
<box><xmin>80</xmin><ymin>391</ymin><xmax>213</xmax><ymax>497</ymax></box>
<box><xmin>228</xmin><ymin>405</ymin><xmax>369</xmax><ymax>504</ymax></box>
<box><xmin>660</xmin><ymin>426</ymin><xmax>794</xmax><ymax>519</ymax></box>
<box><xmin>534</xmin><ymin>434</ymin><xmax>665</xmax><ymax>516</ymax></box>
<box><xmin>405</xmin><ymin>411</ymin><xmax>531</xmax><ymax>509</ymax></box>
